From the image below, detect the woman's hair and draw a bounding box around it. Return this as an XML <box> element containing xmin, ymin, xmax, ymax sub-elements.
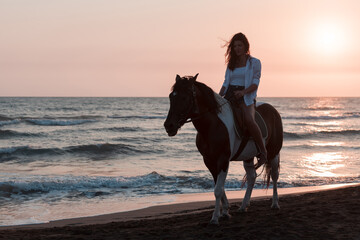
<box><xmin>225</xmin><ymin>32</ymin><xmax>250</xmax><ymax>71</ymax></box>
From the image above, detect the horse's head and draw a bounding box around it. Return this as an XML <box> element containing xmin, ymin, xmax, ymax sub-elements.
<box><xmin>164</xmin><ymin>74</ymin><xmax>199</xmax><ymax>136</ymax></box>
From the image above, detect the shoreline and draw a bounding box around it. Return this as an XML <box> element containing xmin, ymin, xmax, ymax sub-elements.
<box><xmin>1</xmin><ymin>183</ymin><xmax>358</xmax><ymax>230</ymax></box>
<box><xmin>0</xmin><ymin>183</ymin><xmax>359</xmax><ymax>239</ymax></box>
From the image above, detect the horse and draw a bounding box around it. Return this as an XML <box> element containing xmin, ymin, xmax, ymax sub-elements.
<box><xmin>164</xmin><ymin>74</ymin><xmax>283</xmax><ymax>225</ymax></box>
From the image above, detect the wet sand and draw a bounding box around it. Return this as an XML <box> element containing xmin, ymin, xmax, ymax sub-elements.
<box><xmin>0</xmin><ymin>184</ymin><xmax>359</xmax><ymax>239</ymax></box>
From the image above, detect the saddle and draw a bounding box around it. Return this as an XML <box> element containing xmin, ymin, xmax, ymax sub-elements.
<box><xmin>230</xmin><ymin>102</ymin><xmax>268</xmax><ymax>140</ymax></box>
<box><xmin>227</xmin><ymin>102</ymin><xmax>268</xmax><ymax>162</ymax></box>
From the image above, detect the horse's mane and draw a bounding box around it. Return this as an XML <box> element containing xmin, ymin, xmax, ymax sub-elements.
<box><xmin>193</xmin><ymin>81</ymin><xmax>220</xmax><ymax>113</ymax></box>
<box><xmin>171</xmin><ymin>77</ymin><xmax>220</xmax><ymax>113</ymax></box>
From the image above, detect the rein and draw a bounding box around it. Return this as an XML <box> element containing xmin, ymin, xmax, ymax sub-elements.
<box><xmin>182</xmin><ymin>85</ymin><xmax>229</xmax><ymax>124</ymax></box>
<box><xmin>184</xmin><ymin>103</ymin><xmax>228</xmax><ymax>123</ymax></box>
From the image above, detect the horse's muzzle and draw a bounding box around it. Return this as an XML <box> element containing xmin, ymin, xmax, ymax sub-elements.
<box><xmin>164</xmin><ymin>120</ymin><xmax>178</xmax><ymax>137</ymax></box>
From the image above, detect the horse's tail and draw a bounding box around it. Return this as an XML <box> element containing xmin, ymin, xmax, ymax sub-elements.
<box><xmin>263</xmin><ymin>153</ymin><xmax>280</xmax><ymax>188</ymax></box>
<box><xmin>264</xmin><ymin>162</ymin><xmax>271</xmax><ymax>189</ymax></box>
<box><xmin>256</xmin><ymin>102</ymin><xmax>283</xmax><ymax>189</ymax></box>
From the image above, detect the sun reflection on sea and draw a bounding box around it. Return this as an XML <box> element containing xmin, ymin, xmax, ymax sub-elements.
<box><xmin>302</xmin><ymin>152</ymin><xmax>346</xmax><ymax>177</ymax></box>
<box><xmin>307</xmin><ymin>97</ymin><xmax>342</xmax><ymax>110</ymax></box>
<box><xmin>310</xmin><ymin>141</ymin><xmax>344</xmax><ymax>147</ymax></box>
<box><xmin>312</xmin><ymin>121</ymin><xmax>340</xmax><ymax>126</ymax></box>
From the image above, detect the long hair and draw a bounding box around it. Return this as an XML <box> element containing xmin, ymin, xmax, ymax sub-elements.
<box><xmin>225</xmin><ymin>32</ymin><xmax>250</xmax><ymax>71</ymax></box>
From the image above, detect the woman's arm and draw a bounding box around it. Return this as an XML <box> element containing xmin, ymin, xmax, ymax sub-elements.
<box><xmin>219</xmin><ymin>86</ymin><xmax>226</xmax><ymax>97</ymax></box>
<box><xmin>219</xmin><ymin>67</ymin><xmax>230</xmax><ymax>97</ymax></box>
<box><xmin>234</xmin><ymin>84</ymin><xmax>258</xmax><ymax>98</ymax></box>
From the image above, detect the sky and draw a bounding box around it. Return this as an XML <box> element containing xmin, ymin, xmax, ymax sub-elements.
<box><xmin>1</xmin><ymin>0</ymin><xmax>359</xmax><ymax>97</ymax></box>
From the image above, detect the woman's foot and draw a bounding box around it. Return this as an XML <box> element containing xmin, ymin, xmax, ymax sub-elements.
<box><xmin>255</xmin><ymin>152</ymin><xmax>267</xmax><ymax>169</ymax></box>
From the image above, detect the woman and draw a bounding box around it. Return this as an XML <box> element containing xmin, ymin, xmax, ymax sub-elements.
<box><xmin>219</xmin><ymin>32</ymin><xmax>267</xmax><ymax>166</ymax></box>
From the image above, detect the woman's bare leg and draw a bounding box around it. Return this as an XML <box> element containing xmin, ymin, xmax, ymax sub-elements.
<box><xmin>241</xmin><ymin>103</ymin><xmax>267</xmax><ymax>166</ymax></box>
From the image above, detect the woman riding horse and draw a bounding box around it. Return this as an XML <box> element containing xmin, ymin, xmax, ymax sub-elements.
<box><xmin>164</xmin><ymin>33</ymin><xmax>283</xmax><ymax>225</ymax></box>
<box><xmin>219</xmin><ymin>32</ymin><xmax>267</xmax><ymax>167</ymax></box>
<box><xmin>164</xmin><ymin>75</ymin><xmax>283</xmax><ymax>225</ymax></box>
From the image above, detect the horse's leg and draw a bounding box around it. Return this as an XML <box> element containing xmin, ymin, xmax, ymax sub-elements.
<box><xmin>210</xmin><ymin>169</ymin><xmax>228</xmax><ymax>225</ymax></box>
<box><xmin>239</xmin><ymin>158</ymin><xmax>256</xmax><ymax>212</ymax></box>
<box><xmin>271</xmin><ymin>154</ymin><xmax>280</xmax><ymax>209</ymax></box>
<box><xmin>220</xmin><ymin>188</ymin><xmax>231</xmax><ymax>219</ymax></box>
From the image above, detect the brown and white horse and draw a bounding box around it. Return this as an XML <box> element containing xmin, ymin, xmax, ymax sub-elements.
<box><xmin>164</xmin><ymin>74</ymin><xmax>283</xmax><ymax>225</ymax></box>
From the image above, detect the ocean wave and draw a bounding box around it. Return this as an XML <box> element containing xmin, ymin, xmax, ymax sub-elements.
<box><xmin>1</xmin><ymin>115</ymin><xmax>103</xmax><ymax>127</ymax></box>
<box><xmin>25</xmin><ymin>119</ymin><xmax>97</xmax><ymax>126</ymax></box>
<box><xmin>65</xmin><ymin>143</ymin><xmax>152</xmax><ymax>156</ymax></box>
<box><xmin>289</xmin><ymin>122</ymin><xmax>338</xmax><ymax>127</ymax></box>
<box><xmin>283</xmin><ymin>113</ymin><xmax>360</xmax><ymax>120</ymax></box>
<box><xmin>103</xmin><ymin>127</ymin><xmax>144</xmax><ymax>132</ymax></box>
<box><xmin>0</xmin><ymin>146</ymin><xmax>65</xmax><ymax>159</ymax></box>
<box><xmin>0</xmin><ymin>143</ymin><xmax>164</xmax><ymax>161</ymax></box>
<box><xmin>108</xmin><ymin>115</ymin><xmax>166</xmax><ymax>120</ymax></box>
<box><xmin>58</xmin><ymin>115</ymin><xmax>103</xmax><ymax>120</ymax></box>
<box><xmin>0</xmin><ymin>176</ymin><xmax>123</xmax><ymax>197</ymax></box>
<box><xmin>303</xmin><ymin>107</ymin><xmax>341</xmax><ymax>111</ymax></box>
<box><xmin>0</xmin><ymin>172</ymin><xmax>213</xmax><ymax>199</ymax></box>
<box><xmin>0</xmin><ymin>115</ymin><xmax>13</xmax><ymax>121</ymax></box>
<box><xmin>0</xmin><ymin>119</ymin><xmax>20</xmax><ymax>127</ymax></box>
<box><xmin>344</xmin><ymin>111</ymin><xmax>360</xmax><ymax>116</ymax></box>
<box><xmin>0</xmin><ymin>130</ymin><xmax>43</xmax><ymax>139</ymax></box>
<box><xmin>284</xmin><ymin>144</ymin><xmax>360</xmax><ymax>150</ymax></box>
<box><xmin>284</xmin><ymin>130</ymin><xmax>360</xmax><ymax>139</ymax></box>
<box><xmin>276</xmin><ymin>176</ymin><xmax>360</xmax><ymax>188</ymax></box>
<box><xmin>1</xmin><ymin>172</ymin><xmax>359</xmax><ymax>200</ymax></box>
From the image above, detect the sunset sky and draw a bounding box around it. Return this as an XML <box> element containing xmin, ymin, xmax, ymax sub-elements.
<box><xmin>1</xmin><ymin>0</ymin><xmax>359</xmax><ymax>97</ymax></box>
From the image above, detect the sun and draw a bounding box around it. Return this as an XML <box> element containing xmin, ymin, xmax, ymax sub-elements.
<box><xmin>310</xmin><ymin>22</ymin><xmax>347</xmax><ymax>56</ymax></box>
<box><xmin>314</xmin><ymin>26</ymin><xmax>340</xmax><ymax>52</ymax></box>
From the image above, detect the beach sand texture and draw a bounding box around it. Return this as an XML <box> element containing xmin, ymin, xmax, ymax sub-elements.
<box><xmin>0</xmin><ymin>184</ymin><xmax>359</xmax><ymax>240</ymax></box>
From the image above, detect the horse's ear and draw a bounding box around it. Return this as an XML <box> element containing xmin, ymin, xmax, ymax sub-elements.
<box><xmin>190</xmin><ymin>73</ymin><xmax>199</xmax><ymax>83</ymax></box>
<box><xmin>176</xmin><ymin>74</ymin><xmax>181</xmax><ymax>82</ymax></box>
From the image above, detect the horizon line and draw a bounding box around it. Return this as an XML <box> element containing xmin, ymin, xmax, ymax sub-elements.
<box><xmin>0</xmin><ymin>96</ymin><xmax>359</xmax><ymax>98</ymax></box>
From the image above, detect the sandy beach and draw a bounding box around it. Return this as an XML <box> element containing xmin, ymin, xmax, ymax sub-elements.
<box><xmin>0</xmin><ymin>184</ymin><xmax>359</xmax><ymax>240</ymax></box>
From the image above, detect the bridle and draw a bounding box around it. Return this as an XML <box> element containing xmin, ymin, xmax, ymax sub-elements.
<box><xmin>174</xmin><ymin>84</ymin><xmax>198</xmax><ymax>126</ymax></box>
<box><xmin>182</xmin><ymin>84</ymin><xmax>200</xmax><ymax>124</ymax></box>
<box><xmin>179</xmin><ymin>83</ymin><xmax>228</xmax><ymax>124</ymax></box>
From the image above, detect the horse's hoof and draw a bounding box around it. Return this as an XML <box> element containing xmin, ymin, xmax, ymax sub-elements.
<box><xmin>209</xmin><ymin>219</ymin><xmax>219</xmax><ymax>226</ymax></box>
<box><xmin>238</xmin><ymin>207</ymin><xmax>247</xmax><ymax>213</ymax></box>
<box><xmin>220</xmin><ymin>213</ymin><xmax>231</xmax><ymax>220</ymax></box>
<box><xmin>271</xmin><ymin>204</ymin><xmax>280</xmax><ymax>210</ymax></box>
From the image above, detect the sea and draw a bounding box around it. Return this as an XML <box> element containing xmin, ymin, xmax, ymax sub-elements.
<box><xmin>0</xmin><ymin>97</ymin><xmax>359</xmax><ymax>226</ymax></box>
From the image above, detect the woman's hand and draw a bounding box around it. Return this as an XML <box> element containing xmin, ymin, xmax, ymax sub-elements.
<box><xmin>219</xmin><ymin>86</ymin><xmax>226</xmax><ymax>97</ymax></box>
<box><xmin>234</xmin><ymin>85</ymin><xmax>258</xmax><ymax>99</ymax></box>
<box><xmin>234</xmin><ymin>90</ymin><xmax>245</xmax><ymax>99</ymax></box>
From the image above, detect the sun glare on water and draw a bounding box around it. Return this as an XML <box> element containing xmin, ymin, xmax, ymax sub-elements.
<box><xmin>302</xmin><ymin>152</ymin><xmax>346</xmax><ymax>177</ymax></box>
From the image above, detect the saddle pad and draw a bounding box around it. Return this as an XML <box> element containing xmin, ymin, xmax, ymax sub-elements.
<box><xmin>214</xmin><ymin>93</ymin><xmax>268</xmax><ymax>140</ymax></box>
<box><xmin>255</xmin><ymin>110</ymin><xmax>268</xmax><ymax>139</ymax></box>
